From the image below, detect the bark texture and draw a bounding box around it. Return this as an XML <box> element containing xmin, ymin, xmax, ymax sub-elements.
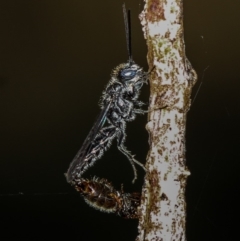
<box><xmin>136</xmin><ymin>0</ymin><xmax>197</xmax><ymax>240</ymax></box>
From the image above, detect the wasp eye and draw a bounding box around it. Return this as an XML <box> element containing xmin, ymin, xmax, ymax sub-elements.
<box><xmin>119</xmin><ymin>69</ymin><xmax>136</xmax><ymax>80</ymax></box>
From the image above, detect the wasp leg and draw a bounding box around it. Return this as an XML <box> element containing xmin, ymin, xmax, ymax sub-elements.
<box><xmin>133</xmin><ymin>108</ymin><xmax>148</xmax><ymax>114</ymax></box>
<box><xmin>133</xmin><ymin>100</ymin><xmax>147</xmax><ymax>107</ymax></box>
<box><xmin>133</xmin><ymin>104</ymin><xmax>168</xmax><ymax>115</ymax></box>
<box><xmin>116</xmin><ymin>121</ymin><xmax>146</xmax><ymax>183</ymax></box>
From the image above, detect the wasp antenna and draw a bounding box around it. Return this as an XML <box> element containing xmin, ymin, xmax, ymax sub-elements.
<box><xmin>123</xmin><ymin>4</ymin><xmax>133</xmax><ymax>64</ymax></box>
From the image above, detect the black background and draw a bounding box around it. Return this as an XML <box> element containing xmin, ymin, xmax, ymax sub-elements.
<box><xmin>0</xmin><ymin>0</ymin><xmax>240</xmax><ymax>240</ymax></box>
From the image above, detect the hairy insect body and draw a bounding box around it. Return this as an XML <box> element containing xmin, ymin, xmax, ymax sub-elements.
<box><xmin>65</xmin><ymin>5</ymin><xmax>145</xmax><ymax>219</ymax></box>
<box><xmin>66</xmin><ymin>63</ymin><xmax>147</xmax><ymax>183</ymax></box>
<box><xmin>102</xmin><ymin>64</ymin><xmax>146</xmax><ymax>124</ymax></box>
<box><xmin>73</xmin><ymin>177</ymin><xmax>140</xmax><ymax>219</ymax></box>
<box><xmin>101</xmin><ymin>63</ymin><xmax>146</xmax><ymax>122</ymax></box>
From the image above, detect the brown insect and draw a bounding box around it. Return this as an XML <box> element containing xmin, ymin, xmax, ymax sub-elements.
<box><xmin>72</xmin><ymin>177</ymin><xmax>140</xmax><ymax>219</ymax></box>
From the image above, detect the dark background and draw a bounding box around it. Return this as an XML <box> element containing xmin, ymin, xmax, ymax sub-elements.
<box><xmin>0</xmin><ymin>0</ymin><xmax>239</xmax><ymax>240</ymax></box>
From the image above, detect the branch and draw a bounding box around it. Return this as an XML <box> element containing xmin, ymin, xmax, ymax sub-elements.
<box><xmin>136</xmin><ymin>0</ymin><xmax>197</xmax><ymax>240</ymax></box>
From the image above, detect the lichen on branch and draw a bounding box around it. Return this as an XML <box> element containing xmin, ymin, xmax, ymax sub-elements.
<box><xmin>136</xmin><ymin>0</ymin><xmax>197</xmax><ymax>241</ymax></box>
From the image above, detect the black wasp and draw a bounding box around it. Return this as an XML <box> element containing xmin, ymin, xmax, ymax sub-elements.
<box><xmin>66</xmin><ymin>4</ymin><xmax>149</xmax><ymax>184</ymax></box>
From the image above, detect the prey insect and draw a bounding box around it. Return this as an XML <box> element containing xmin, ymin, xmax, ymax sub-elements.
<box><xmin>73</xmin><ymin>177</ymin><xmax>140</xmax><ymax>219</ymax></box>
<box><xmin>66</xmin><ymin>4</ymin><xmax>148</xmax><ymax>184</ymax></box>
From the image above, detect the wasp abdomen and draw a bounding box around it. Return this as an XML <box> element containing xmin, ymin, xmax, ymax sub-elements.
<box><xmin>73</xmin><ymin>177</ymin><xmax>120</xmax><ymax>213</ymax></box>
<box><xmin>72</xmin><ymin>177</ymin><xmax>140</xmax><ymax>219</ymax></box>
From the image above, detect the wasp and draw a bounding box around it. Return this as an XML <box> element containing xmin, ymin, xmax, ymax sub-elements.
<box><xmin>73</xmin><ymin>177</ymin><xmax>140</xmax><ymax>219</ymax></box>
<box><xmin>66</xmin><ymin>5</ymin><xmax>148</xmax><ymax>185</ymax></box>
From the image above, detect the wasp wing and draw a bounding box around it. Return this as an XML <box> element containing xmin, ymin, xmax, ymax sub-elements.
<box><xmin>66</xmin><ymin>100</ymin><xmax>113</xmax><ymax>183</ymax></box>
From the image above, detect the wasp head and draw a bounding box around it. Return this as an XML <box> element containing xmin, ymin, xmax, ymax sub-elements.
<box><xmin>114</xmin><ymin>63</ymin><xmax>143</xmax><ymax>82</ymax></box>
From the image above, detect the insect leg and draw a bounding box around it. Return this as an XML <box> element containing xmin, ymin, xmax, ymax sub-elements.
<box><xmin>133</xmin><ymin>103</ymin><xmax>167</xmax><ymax>114</ymax></box>
<box><xmin>116</xmin><ymin>121</ymin><xmax>146</xmax><ymax>183</ymax></box>
<box><xmin>133</xmin><ymin>100</ymin><xmax>146</xmax><ymax>107</ymax></box>
<box><xmin>132</xmin><ymin>108</ymin><xmax>148</xmax><ymax>114</ymax></box>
